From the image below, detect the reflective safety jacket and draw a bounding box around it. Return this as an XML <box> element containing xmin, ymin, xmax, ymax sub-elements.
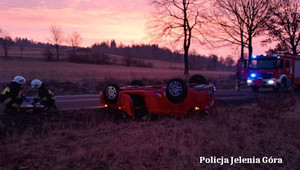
<box><xmin>0</xmin><ymin>82</ymin><xmax>23</xmax><ymax>108</ymax></box>
<box><xmin>34</xmin><ymin>83</ymin><xmax>55</xmax><ymax>107</ymax></box>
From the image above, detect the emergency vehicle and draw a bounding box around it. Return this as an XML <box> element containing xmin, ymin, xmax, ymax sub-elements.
<box><xmin>236</xmin><ymin>53</ymin><xmax>300</xmax><ymax>92</ymax></box>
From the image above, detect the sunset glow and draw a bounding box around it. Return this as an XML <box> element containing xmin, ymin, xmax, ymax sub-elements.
<box><xmin>0</xmin><ymin>0</ymin><xmax>152</xmax><ymax>46</ymax></box>
<box><xmin>0</xmin><ymin>0</ymin><xmax>274</xmax><ymax>58</ymax></box>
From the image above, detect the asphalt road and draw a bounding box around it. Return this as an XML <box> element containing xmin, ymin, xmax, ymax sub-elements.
<box><xmin>1</xmin><ymin>88</ymin><xmax>299</xmax><ymax>112</ymax></box>
<box><xmin>55</xmin><ymin>94</ymin><xmax>102</xmax><ymax>110</ymax></box>
<box><xmin>0</xmin><ymin>89</ymin><xmax>252</xmax><ymax>112</ymax></box>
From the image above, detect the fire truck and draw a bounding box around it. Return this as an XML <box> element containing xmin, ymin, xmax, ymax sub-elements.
<box><xmin>236</xmin><ymin>53</ymin><xmax>300</xmax><ymax>92</ymax></box>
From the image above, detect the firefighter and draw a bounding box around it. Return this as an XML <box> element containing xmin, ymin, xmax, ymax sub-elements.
<box><xmin>0</xmin><ymin>76</ymin><xmax>26</xmax><ymax>113</ymax></box>
<box><xmin>31</xmin><ymin>79</ymin><xmax>56</xmax><ymax>109</ymax></box>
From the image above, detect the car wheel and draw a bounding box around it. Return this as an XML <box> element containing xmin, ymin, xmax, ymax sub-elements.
<box><xmin>166</xmin><ymin>78</ymin><xmax>188</xmax><ymax>103</ymax></box>
<box><xmin>130</xmin><ymin>80</ymin><xmax>144</xmax><ymax>86</ymax></box>
<box><xmin>103</xmin><ymin>84</ymin><xmax>120</xmax><ymax>104</ymax></box>
<box><xmin>188</xmin><ymin>74</ymin><xmax>208</xmax><ymax>85</ymax></box>
<box><xmin>251</xmin><ymin>85</ymin><xmax>259</xmax><ymax>92</ymax></box>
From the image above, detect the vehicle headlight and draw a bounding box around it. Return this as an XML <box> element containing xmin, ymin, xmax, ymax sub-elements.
<box><xmin>267</xmin><ymin>80</ymin><xmax>275</xmax><ymax>85</ymax></box>
<box><xmin>247</xmin><ymin>79</ymin><xmax>252</xmax><ymax>83</ymax></box>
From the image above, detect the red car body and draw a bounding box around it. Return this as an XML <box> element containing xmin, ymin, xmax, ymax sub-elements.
<box><xmin>100</xmin><ymin>81</ymin><xmax>216</xmax><ymax>119</ymax></box>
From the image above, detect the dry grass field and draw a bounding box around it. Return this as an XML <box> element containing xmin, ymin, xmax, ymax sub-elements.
<box><xmin>0</xmin><ymin>94</ymin><xmax>299</xmax><ymax>169</ymax></box>
<box><xmin>0</xmin><ymin>58</ymin><xmax>232</xmax><ymax>82</ymax></box>
<box><xmin>0</xmin><ymin>46</ymin><xmax>184</xmax><ymax>69</ymax></box>
<box><xmin>0</xmin><ymin>46</ymin><xmax>57</xmax><ymax>59</ymax></box>
<box><xmin>0</xmin><ymin>50</ymin><xmax>299</xmax><ymax>170</ymax></box>
<box><xmin>0</xmin><ymin>58</ymin><xmax>235</xmax><ymax>95</ymax></box>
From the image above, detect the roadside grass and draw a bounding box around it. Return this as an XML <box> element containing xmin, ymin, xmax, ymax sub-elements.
<box><xmin>0</xmin><ymin>95</ymin><xmax>299</xmax><ymax>169</ymax></box>
<box><xmin>0</xmin><ymin>58</ymin><xmax>235</xmax><ymax>95</ymax></box>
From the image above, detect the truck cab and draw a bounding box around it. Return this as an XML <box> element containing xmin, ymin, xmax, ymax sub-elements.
<box><xmin>236</xmin><ymin>53</ymin><xmax>300</xmax><ymax>92</ymax></box>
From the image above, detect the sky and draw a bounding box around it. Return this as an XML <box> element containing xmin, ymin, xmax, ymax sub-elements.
<box><xmin>0</xmin><ymin>0</ymin><xmax>275</xmax><ymax>60</ymax></box>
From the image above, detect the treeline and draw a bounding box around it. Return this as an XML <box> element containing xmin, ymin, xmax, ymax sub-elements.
<box><xmin>90</xmin><ymin>40</ymin><xmax>235</xmax><ymax>71</ymax></box>
<box><xmin>13</xmin><ymin>37</ymin><xmax>70</xmax><ymax>49</ymax></box>
<box><xmin>1</xmin><ymin>36</ymin><xmax>235</xmax><ymax>71</ymax></box>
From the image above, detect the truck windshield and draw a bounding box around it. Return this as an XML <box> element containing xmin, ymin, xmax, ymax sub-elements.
<box><xmin>250</xmin><ymin>59</ymin><xmax>277</xmax><ymax>69</ymax></box>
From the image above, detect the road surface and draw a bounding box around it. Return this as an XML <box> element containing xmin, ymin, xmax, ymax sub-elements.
<box><xmin>53</xmin><ymin>89</ymin><xmax>255</xmax><ymax>110</ymax></box>
<box><xmin>0</xmin><ymin>88</ymin><xmax>298</xmax><ymax>112</ymax></box>
<box><xmin>0</xmin><ymin>89</ymin><xmax>251</xmax><ymax>112</ymax></box>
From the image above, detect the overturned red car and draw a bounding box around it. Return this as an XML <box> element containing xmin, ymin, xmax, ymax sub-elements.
<box><xmin>100</xmin><ymin>75</ymin><xmax>216</xmax><ymax>119</ymax></box>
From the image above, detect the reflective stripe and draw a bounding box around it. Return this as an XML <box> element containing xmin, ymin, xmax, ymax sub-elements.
<box><xmin>49</xmin><ymin>90</ymin><xmax>54</xmax><ymax>96</ymax></box>
<box><xmin>3</xmin><ymin>98</ymin><xmax>12</xmax><ymax>105</ymax></box>
<box><xmin>1</xmin><ymin>87</ymin><xmax>10</xmax><ymax>95</ymax></box>
<box><xmin>11</xmin><ymin>103</ymin><xmax>20</xmax><ymax>109</ymax></box>
<box><xmin>41</xmin><ymin>97</ymin><xmax>47</xmax><ymax>101</ymax></box>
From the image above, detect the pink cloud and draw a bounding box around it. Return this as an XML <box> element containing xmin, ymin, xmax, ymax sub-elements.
<box><xmin>0</xmin><ymin>0</ymin><xmax>274</xmax><ymax>58</ymax></box>
<box><xmin>0</xmin><ymin>1</ymin><xmax>151</xmax><ymax>47</ymax></box>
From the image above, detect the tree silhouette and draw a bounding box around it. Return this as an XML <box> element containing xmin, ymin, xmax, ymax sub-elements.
<box><xmin>212</xmin><ymin>0</ymin><xmax>275</xmax><ymax>60</ymax></box>
<box><xmin>266</xmin><ymin>0</ymin><xmax>300</xmax><ymax>54</ymax></box>
<box><xmin>49</xmin><ymin>25</ymin><xmax>64</xmax><ymax>60</ymax></box>
<box><xmin>68</xmin><ymin>31</ymin><xmax>82</xmax><ymax>50</ymax></box>
<box><xmin>0</xmin><ymin>29</ymin><xmax>13</xmax><ymax>57</ymax></box>
<box><xmin>149</xmin><ymin>0</ymin><xmax>208</xmax><ymax>75</ymax></box>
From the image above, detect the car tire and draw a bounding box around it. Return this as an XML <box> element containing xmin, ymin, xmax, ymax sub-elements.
<box><xmin>166</xmin><ymin>78</ymin><xmax>188</xmax><ymax>103</ymax></box>
<box><xmin>103</xmin><ymin>84</ymin><xmax>120</xmax><ymax>104</ymax></box>
<box><xmin>130</xmin><ymin>80</ymin><xmax>144</xmax><ymax>86</ymax></box>
<box><xmin>188</xmin><ymin>74</ymin><xmax>208</xmax><ymax>85</ymax></box>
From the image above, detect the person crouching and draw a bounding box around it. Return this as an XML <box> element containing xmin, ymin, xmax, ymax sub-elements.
<box><xmin>0</xmin><ymin>76</ymin><xmax>26</xmax><ymax>113</ymax></box>
<box><xmin>31</xmin><ymin>79</ymin><xmax>56</xmax><ymax>109</ymax></box>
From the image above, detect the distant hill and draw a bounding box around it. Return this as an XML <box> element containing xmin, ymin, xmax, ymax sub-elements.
<box><xmin>0</xmin><ymin>38</ymin><xmax>235</xmax><ymax>71</ymax></box>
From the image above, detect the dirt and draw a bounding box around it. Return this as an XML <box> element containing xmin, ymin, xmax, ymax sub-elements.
<box><xmin>0</xmin><ymin>97</ymin><xmax>299</xmax><ymax>169</ymax></box>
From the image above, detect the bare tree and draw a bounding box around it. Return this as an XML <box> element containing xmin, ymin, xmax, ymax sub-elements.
<box><xmin>49</xmin><ymin>25</ymin><xmax>64</xmax><ymax>60</ymax></box>
<box><xmin>212</xmin><ymin>0</ymin><xmax>275</xmax><ymax>60</ymax></box>
<box><xmin>68</xmin><ymin>31</ymin><xmax>82</xmax><ymax>50</ymax></box>
<box><xmin>15</xmin><ymin>37</ymin><xmax>25</xmax><ymax>57</ymax></box>
<box><xmin>212</xmin><ymin>0</ymin><xmax>247</xmax><ymax>60</ymax></box>
<box><xmin>149</xmin><ymin>0</ymin><xmax>208</xmax><ymax>75</ymax></box>
<box><xmin>265</xmin><ymin>42</ymin><xmax>290</xmax><ymax>54</ymax></box>
<box><xmin>266</xmin><ymin>0</ymin><xmax>300</xmax><ymax>54</ymax></box>
<box><xmin>0</xmin><ymin>29</ymin><xmax>13</xmax><ymax>57</ymax></box>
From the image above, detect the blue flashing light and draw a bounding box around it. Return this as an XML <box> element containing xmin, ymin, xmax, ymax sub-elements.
<box><xmin>250</xmin><ymin>73</ymin><xmax>257</xmax><ymax>78</ymax></box>
<box><xmin>252</xmin><ymin>55</ymin><xmax>257</xmax><ymax>59</ymax></box>
<box><xmin>272</xmin><ymin>54</ymin><xmax>278</xmax><ymax>57</ymax></box>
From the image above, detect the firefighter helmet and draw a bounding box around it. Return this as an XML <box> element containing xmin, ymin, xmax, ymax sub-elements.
<box><xmin>31</xmin><ymin>79</ymin><xmax>42</xmax><ymax>88</ymax></box>
<box><xmin>12</xmin><ymin>76</ymin><xmax>26</xmax><ymax>85</ymax></box>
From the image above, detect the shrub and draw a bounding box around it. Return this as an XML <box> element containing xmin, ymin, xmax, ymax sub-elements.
<box><xmin>123</xmin><ymin>57</ymin><xmax>153</xmax><ymax>68</ymax></box>
<box><xmin>68</xmin><ymin>51</ymin><xmax>89</xmax><ymax>63</ymax></box>
<box><xmin>92</xmin><ymin>52</ymin><xmax>110</xmax><ymax>64</ymax></box>
<box><xmin>134</xmin><ymin>59</ymin><xmax>153</xmax><ymax>68</ymax></box>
